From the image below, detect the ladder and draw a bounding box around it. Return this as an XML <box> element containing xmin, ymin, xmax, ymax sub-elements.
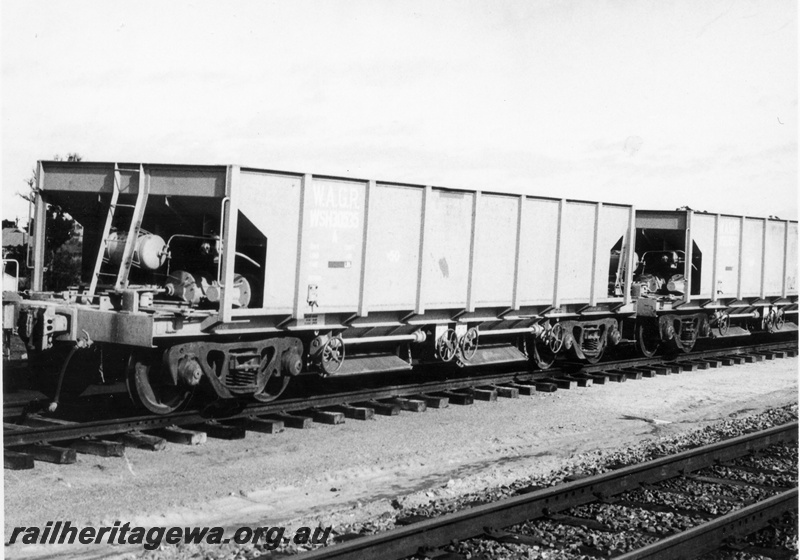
<box><xmin>82</xmin><ymin>164</ymin><xmax>149</xmax><ymax>303</ymax></box>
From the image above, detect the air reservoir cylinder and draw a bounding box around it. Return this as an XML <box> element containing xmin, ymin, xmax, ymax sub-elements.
<box><xmin>105</xmin><ymin>232</ymin><xmax>167</xmax><ymax>270</ymax></box>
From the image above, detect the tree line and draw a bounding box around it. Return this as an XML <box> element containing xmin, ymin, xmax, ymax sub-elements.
<box><xmin>4</xmin><ymin>154</ymin><xmax>82</xmax><ymax>291</ymax></box>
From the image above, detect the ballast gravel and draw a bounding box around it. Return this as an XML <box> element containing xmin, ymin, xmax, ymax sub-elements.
<box><xmin>400</xmin><ymin>405</ymin><xmax>798</xmax><ymax>560</ymax></box>
<box><xmin>706</xmin><ymin>463</ymin><xmax>796</xmax><ymax>487</ymax></box>
<box><xmin>623</xmin><ymin>486</ymin><xmax>734</xmax><ymax>516</ymax></box>
<box><xmin>235</xmin><ymin>405</ymin><xmax>796</xmax><ymax>559</ymax></box>
<box><xmin>393</xmin><ymin>406</ymin><xmax>798</xmax><ymax>522</ymax></box>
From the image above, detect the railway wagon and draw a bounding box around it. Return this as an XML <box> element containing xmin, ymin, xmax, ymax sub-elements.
<box><xmin>629</xmin><ymin>209</ymin><xmax>798</xmax><ymax>356</ymax></box>
<box><xmin>16</xmin><ymin>161</ymin><xmax>635</xmax><ymax>413</ymax></box>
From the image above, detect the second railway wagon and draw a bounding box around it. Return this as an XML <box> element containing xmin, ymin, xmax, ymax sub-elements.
<box><xmin>17</xmin><ymin>161</ymin><xmax>634</xmax><ymax>413</ymax></box>
<box><xmin>629</xmin><ymin>209</ymin><xmax>798</xmax><ymax>355</ymax></box>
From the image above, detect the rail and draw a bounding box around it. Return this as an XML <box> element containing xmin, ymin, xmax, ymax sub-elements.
<box><xmin>290</xmin><ymin>422</ymin><xmax>798</xmax><ymax>560</ymax></box>
<box><xmin>3</xmin><ymin>339</ymin><xmax>797</xmax><ymax>447</ymax></box>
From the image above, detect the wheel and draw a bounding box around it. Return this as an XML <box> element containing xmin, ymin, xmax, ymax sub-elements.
<box><xmin>458</xmin><ymin>327</ymin><xmax>479</xmax><ymax>362</ymax></box>
<box><xmin>126</xmin><ymin>350</ymin><xmax>193</xmax><ymax>415</ymax></box>
<box><xmin>253</xmin><ymin>374</ymin><xmax>290</xmax><ymax>402</ymax></box>
<box><xmin>532</xmin><ymin>334</ymin><xmax>557</xmax><ymax>369</ymax></box>
<box><xmin>436</xmin><ymin>329</ymin><xmax>458</xmax><ymax>362</ymax></box>
<box><xmin>636</xmin><ymin>321</ymin><xmax>660</xmax><ymax>358</ymax></box>
<box><xmin>253</xmin><ymin>347</ymin><xmax>292</xmax><ymax>402</ymax></box>
<box><xmin>672</xmin><ymin>331</ymin><xmax>695</xmax><ymax>353</ymax></box>
<box><xmin>319</xmin><ymin>336</ymin><xmax>345</xmax><ymax>375</ymax></box>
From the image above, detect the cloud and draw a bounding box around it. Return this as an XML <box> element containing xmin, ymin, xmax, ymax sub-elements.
<box><xmin>2</xmin><ymin>0</ymin><xmax>796</xmax><ymax>222</ymax></box>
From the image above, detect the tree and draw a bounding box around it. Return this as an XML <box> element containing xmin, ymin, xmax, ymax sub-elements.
<box><xmin>14</xmin><ymin>153</ymin><xmax>84</xmax><ymax>291</ymax></box>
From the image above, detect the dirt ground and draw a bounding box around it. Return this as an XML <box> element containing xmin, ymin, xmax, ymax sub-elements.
<box><xmin>3</xmin><ymin>357</ymin><xmax>798</xmax><ymax>559</ymax></box>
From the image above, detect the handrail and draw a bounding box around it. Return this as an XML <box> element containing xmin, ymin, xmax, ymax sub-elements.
<box><xmin>217</xmin><ymin>196</ymin><xmax>230</xmax><ymax>283</ymax></box>
<box><xmin>25</xmin><ymin>195</ymin><xmax>34</xmax><ymax>269</ymax></box>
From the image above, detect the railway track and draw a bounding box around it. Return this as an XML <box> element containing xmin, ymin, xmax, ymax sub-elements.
<box><xmin>3</xmin><ymin>339</ymin><xmax>797</xmax><ymax>468</ymax></box>
<box><xmin>286</xmin><ymin>421</ymin><xmax>799</xmax><ymax>560</ymax></box>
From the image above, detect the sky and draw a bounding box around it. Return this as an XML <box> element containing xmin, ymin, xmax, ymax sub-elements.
<box><xmin>1</xmin><ymin>0</ymin><xmax>797</xmax><ymax>224</ymax></box>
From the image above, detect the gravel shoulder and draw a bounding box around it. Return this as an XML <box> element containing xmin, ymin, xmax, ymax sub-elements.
<box><xmin>4</xmin><ymin>357</ymin><xmax>798</xmax><ymax>559</ymax></box>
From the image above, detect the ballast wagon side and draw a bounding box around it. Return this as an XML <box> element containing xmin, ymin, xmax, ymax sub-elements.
<box><xmin>15</xmin><ymin>161</ymin><xmax>635</xmax><ymax>413</ymax></box>
<box><xmin>626</xmin><ymin>209</ymin><xmax>798</xmax><ymax>355</ymax></box>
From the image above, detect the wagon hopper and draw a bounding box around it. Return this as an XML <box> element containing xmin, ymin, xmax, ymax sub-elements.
<box><xmin>629</xmin><ymin>209</ymin><xmax>798</xmax><ymax>356</ymax></box>
<box><xmin>15</xmin><ymin>161</ymin><xmax>636</xmax><ymax>413</ymax></box>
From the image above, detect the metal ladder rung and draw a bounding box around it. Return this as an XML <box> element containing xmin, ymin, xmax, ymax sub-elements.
<box><xmin>83</xmin><ymin>162</ymin><xmax>148</xmax><ymax>303</ymax></box>
<box><xmin>115</xmin><ymin>164</ymin><xmax>149</xmax><ymax>291</ymax></box>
